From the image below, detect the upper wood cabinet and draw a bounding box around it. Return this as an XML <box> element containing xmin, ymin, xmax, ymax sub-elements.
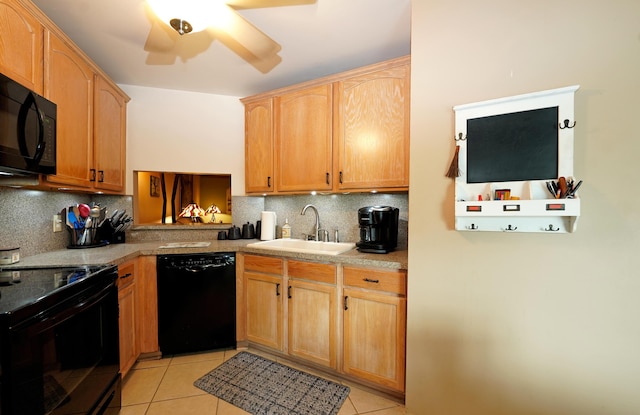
<box><xmin>44</xmin><ymin>30</ymin><xmax>94</xmax><ymax>188</ymax></box>
<box><xmin>1</xmin><ymin>0</ymin><xmax>129</xmax><ymax>194</ymax></box>
<box><xmin>334</xmin><ymin>63</ymin><xmax>410</xmax><ymax>190</ymax></box>
<box><xmin>93</xmin><ymin>75</ymin><xmax>126</xmax><ymax>192</ymax></box>
<box><xmin>275</xmin><ymin>84</ymin><xmax>333</xmax><ymax>192</ymax></box>
<box><xmin>242</xmin><ymin>55</ymin><xmax>410</xmax><ymax>195</ymax></box>
<box><xmin>0</xmin><ymin>0</ymin><xmax>43</xmax><ymax>93</ymax></box>
<box><xmin>244</xmin><ymin>98</ymin><xmax>275</xmax><ymax>193</ymax></box>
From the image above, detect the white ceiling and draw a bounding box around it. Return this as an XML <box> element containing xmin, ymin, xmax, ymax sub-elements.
<box><xmin>31</xmin><ymin>0</ymin><xmax>411</xmax><ymax>97</ymax></box>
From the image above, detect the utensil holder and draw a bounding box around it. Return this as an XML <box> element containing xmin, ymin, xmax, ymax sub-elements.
<box><xmin>66</xmin><ymin>225</ymin><xmax>107</xmax><ymax>249</ymax></box>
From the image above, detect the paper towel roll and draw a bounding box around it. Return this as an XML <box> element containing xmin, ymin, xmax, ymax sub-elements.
<box><xmin>260</xmin><ymin>211</ymin><xmax>277</xmax><ymax>240</ymax></box>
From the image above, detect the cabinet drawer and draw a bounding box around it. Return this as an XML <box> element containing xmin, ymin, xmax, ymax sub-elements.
<box><xmin>288</xmin><ymin>260</ymin><xmax>336</xmax><ymax>284</ymax></box>
<box><xmin>343</xmin><ymin>266</ymin><xmax>406</xmax><ymax>295</ymax></box>
<box><xmin>244</xmin><ymin>254</ymin><xmax>284</xmax><ymax>275</ymax></box>
<box><xmin>118</xmin><ymin>261</ymin><xmax>135</xmax><ymax>289</ymax></box>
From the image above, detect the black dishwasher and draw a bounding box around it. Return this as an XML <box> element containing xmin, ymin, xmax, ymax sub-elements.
<box><xmin>157</xmin><ymin>252</ymin><xmax>236</xmax><ymax>355</ymax></box>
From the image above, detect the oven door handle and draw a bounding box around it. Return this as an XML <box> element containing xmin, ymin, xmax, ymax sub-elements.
<box><xmin>13</xmin><ymin>281</ymin><xmax>116</xmax><ymax>333</ymax></box>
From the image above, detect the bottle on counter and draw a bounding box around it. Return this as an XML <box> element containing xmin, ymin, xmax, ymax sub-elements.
<box><xmin>282</xmin><ymin>218</ymin><xmax>291</xmax><ymax>239</ymax></box>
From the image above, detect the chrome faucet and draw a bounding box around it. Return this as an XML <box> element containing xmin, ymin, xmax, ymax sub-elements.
<box><xmin>300</xmin><ymin>204</ymin><xmax>321</xmax><ymax>241</ymax></box>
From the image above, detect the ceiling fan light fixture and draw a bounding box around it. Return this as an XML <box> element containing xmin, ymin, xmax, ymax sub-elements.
<box><xmin>147</xmin><ymin>0</ymin><xmax>219</xmax><ymax>34</ymax></box>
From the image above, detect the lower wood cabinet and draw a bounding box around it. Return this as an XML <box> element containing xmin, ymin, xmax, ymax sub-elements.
<box><xmin>244</xmin><ymin>255</ymin><xmax>284</xmax><ymax>350</ymax></box>
<box><xmin>343</xmin><ymin>266</ymin><xmax>407</xmax><ymax>392</ymax></box>
<box><xmin>117</xmin><ymin>260</ymin><xmax>137</xmax><ymax>378</ymax></box>
<box><xmin>241</xmin><ymin>254</ymin><xmax>407</xmax><ymax>394</ymax></box>
<box><xmin>287</xmin><ymin>260</ymin><xmax>337</xmax><ymax>369</ymax></box>
<box><xmin>136</xmin><ymin>256</ymin><xmax>159</xmax><ymax>357</ymax></box>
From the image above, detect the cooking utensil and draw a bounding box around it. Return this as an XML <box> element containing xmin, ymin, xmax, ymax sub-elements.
<box><xmin>68</xmin><ymin>211</ymin><xmax>81</xmax><ymax>229</ymax></box>
<box><xmin>558</xmin><ymin>176</ymin><xmax>568</xmax><ymax>198</ymax></box>
<box><xmin>97</xmin><ymin>207</ymin><xmax>107</xmax><ymax>227</ymax></box>
<box><xmin>78</xmin><ymin>203</ymin><xmax>90</xmax><ymax>219</ymax></box>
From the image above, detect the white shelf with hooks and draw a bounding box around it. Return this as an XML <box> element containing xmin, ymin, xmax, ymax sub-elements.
<box><xmin>453</xmin><ymin>85</ymin><xmax>581</xmax><ymax>233</ymax></box>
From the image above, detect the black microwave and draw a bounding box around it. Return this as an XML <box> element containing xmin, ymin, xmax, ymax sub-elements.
<box><xmin>0</xmin><ymin>72</ymin><xmax>56</xmax><ymax>176</ymax></box>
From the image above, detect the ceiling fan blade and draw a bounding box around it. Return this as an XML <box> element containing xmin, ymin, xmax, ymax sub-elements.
<box><xmin>209</xmin><ymin>26</ymin><xmax>282</xmax><ymax>73</ymax></box>
<box><xmin>209</xmin><ymin>4</ymin><xmax>282</xmax><ymax>60</ymax></box>
<box><xmin>225</xmin><ymin>0</ymin><xmax>316</xmax><ymax>8</ymax></box>
<box><xmin>145</xmin><ymin>52</ymin><xmax>178</xmax><ymax>65</ymax></box>
<box><xmin>144</xmin><ymin>18</ymin><xmax>179</xmax><ymax>52</ymax></box>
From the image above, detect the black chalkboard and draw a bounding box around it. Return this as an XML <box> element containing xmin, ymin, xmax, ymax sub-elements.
<box><xmin>466</xmin><ymin>107</ymin><xmax>559</xmax><ymax>183</ymax></box>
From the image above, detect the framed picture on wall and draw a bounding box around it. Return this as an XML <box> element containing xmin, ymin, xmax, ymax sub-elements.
<box><xmin>150</xmin><ymin>175</ymin><xmax>160</xmax><ymax>197</ymax></box>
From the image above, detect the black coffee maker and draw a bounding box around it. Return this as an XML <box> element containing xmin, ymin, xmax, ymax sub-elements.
<box><xmin>356</xmin><ymin>206</ymin><xmax>399</xmax><ymax>254</ymax></box>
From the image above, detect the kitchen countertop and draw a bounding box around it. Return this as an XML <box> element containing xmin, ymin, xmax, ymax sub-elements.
<box><xmin>2</xmin><ymin>240</ymin><xmax>408</xmax><ymax>270</ymax></box>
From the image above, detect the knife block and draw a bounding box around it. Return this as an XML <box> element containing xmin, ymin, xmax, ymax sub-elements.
<box><xmin>95</xmin><ymin>219</ymin><xmax>126</xmax><ymax>244</ymax></box>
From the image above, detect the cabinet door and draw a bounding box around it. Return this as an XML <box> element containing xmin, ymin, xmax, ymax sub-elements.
<box><xmin>245</xmin><ymin>272</ymin><xmax>283</xmax><ymax>350</ymax></box>
<box><xmin>335</xmin><ymin>64</ymin><xmax>410</xmax><ymax>191</ymax></box>
<box><xmin>245</xmin><ymin>98</ymin><xmax>274</xmax><ymax>193</ymax></box>
<box><xmin>94</xmin><ymin>75</ymin><xmax>126</xmax><ymax>193</ymax></box>
<box><xmin>343</xmin><ymin>288</ymin><xmax>406</xmax><ymax>392</ymax></box>
<box><xmin>118</xmin><ymin>262</ymin><xmax>137</xmax><ymax>378</ymax></box>
<box><xmin>288</xmin><ymin>279</ymin><xmax>337</xmax><ymax>368</ymax></box>
<box><xmin>136</xmin><ymin>256</ymin><xmax>159</xmax><ymax>356</ymax></box>
<box><xmin>0</xmin><ymin>0</ymin><xmax>43</xmax><ymax>93</ymax></box>
<box><xmin>275</xmin><ymin>84</ymin><xmax>333</xmax><ymax>192</ymax></box>
<box><xmin>44</xmin><ymin>31</ymin><xmax>94</xmax><ymax>188</ymax></box>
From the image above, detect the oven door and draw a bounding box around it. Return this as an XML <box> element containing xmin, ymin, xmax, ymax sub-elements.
<box><xmin>2</xmin><ymin>279</ymin><xmax>120</xmax><ymax>414</ymax></box>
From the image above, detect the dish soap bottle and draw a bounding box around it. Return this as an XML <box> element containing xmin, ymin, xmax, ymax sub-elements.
<box><xmin>282</xmin><ymin>218</ymin><xmax>291</xmax><ymax>239</ymax></box>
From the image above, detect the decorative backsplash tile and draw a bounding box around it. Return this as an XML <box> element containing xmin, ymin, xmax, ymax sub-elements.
<box><xmin>0</xmin><ymin>186</ymin><xmax>407</xmax><ymax>258</ymax></box>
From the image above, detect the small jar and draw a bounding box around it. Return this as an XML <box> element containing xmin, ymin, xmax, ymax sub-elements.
<box><xmin>0</xmin><ymin>247</ymin><xmax>20</xmax><ymax>265</ymax></box>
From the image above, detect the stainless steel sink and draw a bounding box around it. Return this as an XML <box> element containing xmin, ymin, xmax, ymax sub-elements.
<box><xmin>246</xmin><ymin>239</ymin><xmax>355</xmax><ymax>256</ymax></box>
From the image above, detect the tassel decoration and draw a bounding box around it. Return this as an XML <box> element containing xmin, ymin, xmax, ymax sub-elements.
<box><xmin>446</xmin><ymin>145</ymin><xmax>460</xmax><ymax>178</ymax></box>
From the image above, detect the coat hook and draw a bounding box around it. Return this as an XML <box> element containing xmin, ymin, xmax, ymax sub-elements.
<box><xmin>544</xmin><ymin>224</ymin><xmax>560</xmax><ymax>232</ymax></box>
<box><xmin>559</xmin><ymin>119</ymin><xmax>576</xmax><ymax>129</ymax></box>
<box><xmin>455</xmin><ymin>132</ymin><xmax>467</xmax><ymax>141</ymax></box>
<box><xmin>503</xmin><ymin>224</ymin><xmax>518</xmax><ymax>231</ymax></box>
<box><xmin>467</xmin><ymin>224</ymin><xmax>478</xmax><ymax>230</ymax></box>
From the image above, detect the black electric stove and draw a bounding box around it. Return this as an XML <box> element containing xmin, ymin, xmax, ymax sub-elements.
<box><xmin>0</xmin><ymin>265</ymin><xmax>114</xmax><ymax>325</ymax></box>
<box><xmin>0</xmin><ymin>264</ymin><xmax>121</xmax><ymax>414</ymax></box>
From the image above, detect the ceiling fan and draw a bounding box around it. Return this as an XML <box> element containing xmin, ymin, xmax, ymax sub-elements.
<box><xmin>144</xmin><ymin>0</ymin><xmax>316</xmax><ymax>73</ymax></box>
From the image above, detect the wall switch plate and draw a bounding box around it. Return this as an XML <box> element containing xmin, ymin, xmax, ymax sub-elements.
<box><xmin>53</xmin><ymin>214</ymin><xmax>63</xmax><ymax>232</ymax></box>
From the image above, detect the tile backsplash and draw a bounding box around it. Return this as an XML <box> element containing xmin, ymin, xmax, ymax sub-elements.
<box><xmin>0</xmin><ymin>187</ymin><xmax>132</xmax><ymax>257</ymax></box>
<box><xmin>0</xmin><ymin>186</ymin><xmax>408</xmax><ymax>258</ymax></box>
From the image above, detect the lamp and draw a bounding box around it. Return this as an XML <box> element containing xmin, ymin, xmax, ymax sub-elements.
<box><xmin>178</xmin><ymin>202</ymin><xmax>206</xmax><ymax>222</ymax></box>
<box><xmin>147</xmin><ymin>0</ymin><xmax>223</xmax><ymax>35</ymax></box>
<box><xmin>205</xmin><ymin>204</ymin><xmax>222</xmax><ymax>223</ymax></box>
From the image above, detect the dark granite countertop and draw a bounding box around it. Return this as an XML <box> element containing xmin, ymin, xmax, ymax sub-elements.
<box><xmin>1</xmin><ymin>240</ymin><xmax>408</xmax><ymax>270</ymax></box>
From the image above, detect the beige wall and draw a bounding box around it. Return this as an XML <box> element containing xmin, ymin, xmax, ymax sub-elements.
<box><xmin>121</xmin><ymin>84</ymin><xmax>245</xmax><ymax>195</ymax></box>
<box><xmin>407</xmin><ymin>1</ymin><xmax>640</xmax><ymax>414</ymax></box>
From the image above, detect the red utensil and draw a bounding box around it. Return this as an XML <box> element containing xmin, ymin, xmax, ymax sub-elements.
<box><xmin>78</xmin><ymin>203</ymin><xmax>91</xmax><ymax>219</ymax></box>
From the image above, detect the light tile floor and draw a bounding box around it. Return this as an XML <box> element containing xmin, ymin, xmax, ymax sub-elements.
<box><xmin>121</xmin><ymin>348</ymin><xmax>406</xmax><ymax>415</ymax></box>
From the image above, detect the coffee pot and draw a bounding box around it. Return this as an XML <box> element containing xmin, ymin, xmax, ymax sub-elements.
<box><xmin>356</xmin><ymin>206</ymin><xmax>399</xmax><ymax>254</ymax></box>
